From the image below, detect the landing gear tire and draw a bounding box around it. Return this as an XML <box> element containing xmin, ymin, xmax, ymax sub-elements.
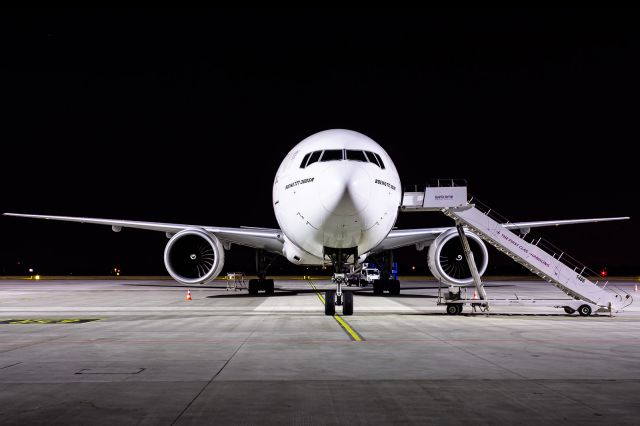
<box><xmin>446</xmin><ymin>304</ymin><xmax>462</xmax><ymax>315</ymax></box>
<box><xmin>343</xmin><ymin>292</ymin><xmax>353</xmax><ymax>316</ymax></box>
<box><xmin>264</xmin><ymin>279</ymin><xmax>275</xmax><ymax>295</ymax></box>
<box><xmin>325</xmin><ymin>291</ymin><xmax>336</xmax><ymax>315</ymax></box>
<box><xmin>563</xmin><ymin>306</ymin><xmax>575</xmax><ymax>315</ymax></box>
<box><xmin>388</xmin><ymin>280</ymin><xmax>400</xmax><ymax>295</ymax></box>
<box><xmin>248</xmin><ymin>279</ymin><xmax>259</xmax><ymax>295</ymax></box>
<box><xmin>373</xmin><ymin>280</ymin><xmax>383</xmax><ymax>295</ymax></box>
<box><xmin>578</xmin><ymin>304</ymin><xmax>592</xmax><ymax>316</ymax></box>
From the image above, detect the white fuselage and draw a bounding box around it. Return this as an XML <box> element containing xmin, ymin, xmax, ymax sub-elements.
<box><xmin>273</xmin><ymin>129</ymin><xmax>402</xmax><ymax>265</ymax></box>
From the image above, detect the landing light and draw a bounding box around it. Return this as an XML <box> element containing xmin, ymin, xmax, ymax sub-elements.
<box><xmin>35</xmin><ymin>275</ymin><xmax>40</xmax><ymax>280</ymax></box>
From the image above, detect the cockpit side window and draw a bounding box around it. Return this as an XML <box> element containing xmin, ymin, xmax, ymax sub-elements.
<box><xmin>320</xmin><ymin>149</ymin><xmax>343</xmax><ymax>162</ymax></box>
<box><xmin>306</xmin><ymin>150</ymin><xmax>322</xmax><ymax>167</ymax></box>
<box><xmin>299</xmin><ymin>152</ymin><xmax>311</xmax><ymax>168</ymax></box>
<box><xmin>346</xmin><ymin>150</ymin><xmax>367</xmax><ymax>162</ymax></box>
<box><xmin>373</xmin><ymin>153</ymin><xmax>385</xmax><ymax>169</ymax></box>
<box><xmin>365</xmin><ymin>151</ymin><xmax>379</xmax><ymax>167</ymax></box>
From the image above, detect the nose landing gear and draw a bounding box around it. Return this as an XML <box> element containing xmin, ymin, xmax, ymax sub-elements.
<box><xmin>325</xmin><ymin>274</ymin><xmax>354</xmax><ymax>315</ymax></box>
<box><xmin>323</xmin><ymin>247</ymin><xmax>358</xmax><ymax>316</ymax></box>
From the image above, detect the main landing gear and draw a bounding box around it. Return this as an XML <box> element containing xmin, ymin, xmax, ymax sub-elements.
<box><xmin>372</xmin><ymin>279</ymin><xmax>400</xmax><ymax>296</ymax></box>
<box><xmin>248</xmin><ymin>249</ymin><xmax>276</xmax><ymax>296</ymax></box>
<box><xmin>248</xmin><ymin>278</ymin><xmax>274</xmax><ymax>295</ymax></box>
<box><xmin>371</xmin><ymin>250</ymin><xmax>401</xmax><ymax>296</ymax></box>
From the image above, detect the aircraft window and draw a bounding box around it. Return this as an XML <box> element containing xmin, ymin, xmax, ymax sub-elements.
<box><xmin>300</xmin><ymin>152</ymin><xmax>311</xmax><ymax>168</ymax></box>
<box><xmin>306</xmin><ymin>150</ymin><xmax>322</xmax><ymax>167</ymax></box>
<box><xmin>320</xmin><ymin>149</ymin><xmax>343</xmax><ymax>162</ymax></box>
<box><xmin>346</xmin><ymin>150</ymin><xmax>367</xmax><ymax>162</ymax></box>
<box><xmin>373</xmin><ymin>153</ymin><xmax>386</xmax><ymax>169</ymax></box>
<box><xmin>365</xmin><ymin>151</ymin><xmax>380</xmax><ymax>167</ymax></box>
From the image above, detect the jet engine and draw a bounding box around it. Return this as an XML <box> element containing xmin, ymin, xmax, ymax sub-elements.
<box><xmin>427</xmin><ymin>228</ymin><xmax>488</xmax><ymax>285</ymax></box>
<box><xmin>163</xmin><ymin>228</ymin><xmax>225</xmax><ymax>285</ymax></box>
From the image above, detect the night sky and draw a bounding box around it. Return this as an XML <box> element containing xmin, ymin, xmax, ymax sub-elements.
<box><xmin>1</xmin><ymin>8</ymin><xmax>638</xmax><ymax>276</ymax></box>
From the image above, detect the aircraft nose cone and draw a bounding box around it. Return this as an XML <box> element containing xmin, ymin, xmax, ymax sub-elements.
<box><xmin>319</xmin><ymin>163</ymin><xmax>371</xmax><ymax>215</ymax></box>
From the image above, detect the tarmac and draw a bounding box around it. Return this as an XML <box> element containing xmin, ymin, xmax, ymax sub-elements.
<box><xmin>0</xmin><ymin>277</ymin><xmax>639</xmax><ymax>425</ymax></box>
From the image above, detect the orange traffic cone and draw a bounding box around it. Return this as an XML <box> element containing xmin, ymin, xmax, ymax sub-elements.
<box><xmin>186</xmin><ymin>288</ymin><xmax>192</xmax><ymax>301</ymax></box>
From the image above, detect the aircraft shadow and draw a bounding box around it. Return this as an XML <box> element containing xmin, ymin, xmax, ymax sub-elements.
<box><xmin>348</xmin><ymin>291</ymin><xmax>435</xmax><ymax>299</ymax></box>
<box><xmin>205</xmin><ymin>289</ymin><xmax>439</xmax><ymax>299</ymax></box>
<box><xmin>125</xmin><ymin>283</ymin><xmax>226</xmax><ymax>289</ymax></box>
<box><xmin>206</xmin><ymin>289</ymin><xmax>318</xmax><ymax>298</ymax></box>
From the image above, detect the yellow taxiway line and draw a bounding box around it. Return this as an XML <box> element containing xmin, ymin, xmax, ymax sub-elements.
<box><xmin>307</xmin><ymin>279</ymin><xmax>363</xmax><ymax>342</ymax></box>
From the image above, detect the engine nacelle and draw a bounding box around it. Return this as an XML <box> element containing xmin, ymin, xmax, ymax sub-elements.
<box><xmin>427</xmin><ymin>228</ymin><xmax>488</xmax><ymax>286</ymax></box>
<box><xmin>163</xmin><ymin>228</ymin><xmax>225</xmax><ymax>285</ymax></box>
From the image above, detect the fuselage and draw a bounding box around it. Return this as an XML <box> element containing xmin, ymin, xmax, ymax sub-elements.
<box><xmin>273</xmin><ymin>129</ymin><xmax>402</xmax><ymax>265</ymax></box>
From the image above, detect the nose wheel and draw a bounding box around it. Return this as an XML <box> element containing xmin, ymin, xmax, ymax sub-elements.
<box><xmin>325</xmin><ymin>291</ymin><xmax>336</xmax><ymax>315</ymax></box>
<box><xmin>325</xmin><ymin>276</ymin><xmax>354</xmax><ymax>315</ymax></box>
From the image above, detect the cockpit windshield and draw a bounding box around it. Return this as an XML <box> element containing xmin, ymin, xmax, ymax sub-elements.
<box><xmin>346</xmin><ymin>150</ymin><xmax>367</xmax><ymax>162</ymax></box>
<box><xmin>299</xmin><ymin>149</ymin><xmax>386</xmax><ymax>169</ymax></box>
<box><xmin>320</xmin><ymin>150</ymin><xmax>343</xmax><ymax>162</ymax></box>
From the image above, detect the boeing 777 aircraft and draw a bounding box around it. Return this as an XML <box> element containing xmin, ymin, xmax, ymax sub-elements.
<box><xmin>4</xmin><ymin>129</ymin><xmax>628</xmax><ymax>315</ymax></box>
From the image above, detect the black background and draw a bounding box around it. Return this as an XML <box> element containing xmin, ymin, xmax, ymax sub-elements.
<box><xmin>1</xmin><ymin>8</ymin><xmax>637</xmax><ymax>276</ymax></box>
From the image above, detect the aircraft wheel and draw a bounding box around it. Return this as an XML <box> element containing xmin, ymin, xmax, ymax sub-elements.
<box><xmin>578</xmin><ymin>304</ymin><xmax>592</xmax><ymax>316</ymax></box>
<box><xmin>325</xmin><ymin>291</ymin><xmax>336</xmax><ymax>315</ymax></box>
<box><xmin>563</xmin><ymin>306</ymin><xmax>575</xmax><ymax>315</ymax></box>
<box><xmin>343</xmin><ymin>292</ymin><xmax>353</xmax><ymax>315</ymax></box>
<box><xmin>248</xmin><ymin>279</ymin><xmax>259</xmax><ymax>295</ymax></box>
<box><xmin>265</xmin><ymin>279</ymin><xmax>274</xmax><ymax>295</ymax></box>
<box><xmin>388</xmin><ymin>280</ymin><xmax>401</xmax><ymax>295</ymax></box>
<box><xmin>373</xmin><ymin>280</ymin><xmax>383</xmax><ymax>295</ymax></box>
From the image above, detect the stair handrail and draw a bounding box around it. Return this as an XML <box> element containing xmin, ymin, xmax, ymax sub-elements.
<box><xmin>464</xmin><ymin>194</ymin><xmax>620</xmax><ymax>294</ymax></box>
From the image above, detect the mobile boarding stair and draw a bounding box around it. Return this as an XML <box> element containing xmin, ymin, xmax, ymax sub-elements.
<box><xmin>402</xmin><ymin>180</ymin><xmax>633</xmax><ymax>316</ymax></box>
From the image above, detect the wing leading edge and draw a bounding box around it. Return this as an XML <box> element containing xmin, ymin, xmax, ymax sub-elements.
<box><xmin>2</xmin><ymin>213</ymin><xmax>284</xmax><ymax>253</ymax></box>
<box><xmin>374</xmin><ymin>216</ymin><xmax>629</xmax><ymax>252</ymax></box>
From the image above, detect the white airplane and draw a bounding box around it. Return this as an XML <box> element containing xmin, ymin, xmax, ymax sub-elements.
<box><xmin>4</xmin><ymin>129</ymin><xmax>629</xmax><ymax>315</ymax></box>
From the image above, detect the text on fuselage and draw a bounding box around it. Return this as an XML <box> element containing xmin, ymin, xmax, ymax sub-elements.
<box><xmin>285</xmin><ymin>177</ymin><xmax>315</xmax><ymax>190</ymax></box>
<box><xmin>375</xmin><ymin>179</ymin><xmax>396</xmax><ymax>191</ymax></box>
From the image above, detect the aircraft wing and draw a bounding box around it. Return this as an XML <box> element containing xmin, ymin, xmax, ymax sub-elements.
<box><xmin>2</xmin><ymin>213</ymin><xmax>284</xmax><ymax>253</ymax></box>
<box><xmin>375</xmin><ymin>216</ymin><xmax>629</xmax><ymax>252</ymax></box>
<box><xmin>503</xmin><ymin>217</ymin><xmax>629</xmax><ymax>233</ymax></box>
<box><xmin>374</xmin><ymin>227</ymin><xmax>449</xmax><ymax>252</ymax></box>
